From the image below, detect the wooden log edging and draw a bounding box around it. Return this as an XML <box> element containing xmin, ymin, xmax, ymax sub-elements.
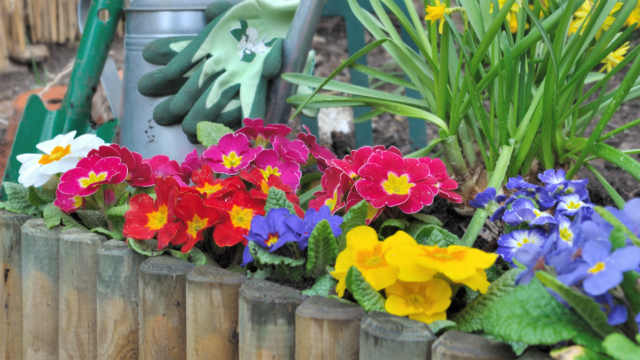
<box><xmin>0</xmin><ymin>211</ymin><xmax>31</xmax><ymax>360</ymax></box>
<box><xmin>21</xmin><ymin>219</ymin><xmax>60</xmax><ymax>360</ymax></box>
<box><xmin>359</xmin><ymin>311</ymin><xmax>436</xmax><ymax>360</ymax></box>
<box><xmin>97</xmin><ymin>240</ymin><xmax>144</xmax><ymax>360</ymax></box>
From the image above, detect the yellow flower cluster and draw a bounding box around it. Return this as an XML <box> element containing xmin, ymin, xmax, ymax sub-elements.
<box><xmin>331</xmin><ymin>226</ymin><xmax>498</xmax><ymax>324</ymax></box>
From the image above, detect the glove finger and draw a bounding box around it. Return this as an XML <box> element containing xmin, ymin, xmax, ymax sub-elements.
<box><xmin>205</xmin><ymin>0</ymin><xmax>244</xmax><ymax>22</ymax></box>
<box><xmin>138</xmin><ymin>68</ymin><xmax>191</xmax><ymax>97</ymax></box>
<box><xmin>262</xmin><ymin>38</ymin><xmax>284</xmax><ymax>78</ymax></box>
<box><xmin>246</xmin><ymin>77</ymin><xmax>268</xmax><ymax>119</ymax></box>
<box><xmin>217</xmin><ymin>98</ymin><xmax>242</xmax><ymax>127</ymax></box>
<box><xmin>143</xmin><ymin>36</ymin><xmax>196</xmax><ymax>66</ymax></box>
<box><xmin>170</xmin><ymin>62</ymin><xmax>222</xmax><ymax>118</ymax></box>
<box><xmin>153</xmin><ymin>96</ymin><xmax>184</xmax><ymax>126</ymax></box>
<box><xmin>182</xmin><ymin>83</ymin><xmax>240</xmax><ymax>139</ymax></box>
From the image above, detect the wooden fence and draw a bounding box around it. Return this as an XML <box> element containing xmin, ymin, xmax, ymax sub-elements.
<box><xmin>0</xmin><ymin>210</ymin><xmax>520</xmax><ymax>360</ymax></box>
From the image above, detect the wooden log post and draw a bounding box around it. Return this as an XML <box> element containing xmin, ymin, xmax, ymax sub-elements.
<box><xmin>186</xmin><ymin>265</ymin><xmax>245</xmax><ymax>360</ymax></box>
<box><xmin>238</xmin><ymin>279</ymin><xmax>305</xmax><ymax>360</ymax></box>
<box><xmin>58</xmin><ymin>228</ymin><xmax>106</xmax><ymax>359</ymax></box>
<box><xmin>97</xmin><ymin>240</ymin><xmax>144</xmax><ymax>360</ymax></box>
<box><xmin>431</xmin><ymin>330</ymin><xmax>514</xmax><ymax>360</ymax></box>
<box><xmin>295</xmin><ymin>296</ymin><xmax>363</xmax><ymax>360</ymax></box>
<box><xmin>139</xmin><ymin>256</ymin><xmax>194</xmax><ymax>360</ymax></box>
<box><xmin>21</xmin><ymin>219</ymin><xmax>60</xmax><ymax>360</ymax></box>
<box><xmin>0</xmin><ymin>212</ymin><xmax>31</xmax><ymax>360</ymax></box>
<box><xmin>359</xmin><ymin>312</ymin><xmax>435</xmax><ymax>360</ymax></box>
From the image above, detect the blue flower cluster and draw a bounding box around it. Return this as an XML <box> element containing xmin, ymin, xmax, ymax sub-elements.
<box><xmin>472</xmin><ymin>169</ymin><xmax>640</xmax><ymax>326</ymax></box>
<box><xmin>242</xmin><ymin>206</ymin><xmax>343</xmax><ymax>265</ymax></box>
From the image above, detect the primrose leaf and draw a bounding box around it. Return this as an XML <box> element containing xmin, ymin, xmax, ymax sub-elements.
<box><xmin>188</xmin><ymin>247</ymin><xmax>208</xmax><ymax>266</ymax></box>
<box><xmin>168</xmin><ymin>249</ymin><xmax>190</xmax><ymax>261</ymax></box>
<box><xmin>410</xmin><ymin>224</ymin><xmax>461</xmax><ymax>246</ymax></box>
<box><xmin>338</xmin><ymin>200</ymin><xmax>368</xmax><ymax>250</ymax></box>
<box><xmin>409</xmin><ymin>213</ymin><xmax>443</xmax><ymax>226</ymax></box>
<box><xmin>264</xmin><ymin>188</ymin><xmax>296</xmax><ymax>215</ymax></box>
<box><xmin>91</xmin><ymin>227</ymin><xmax>124</xmax><ymax>240</ymax></box>
<box><xmin>345</xmin><ymin>266</ymin><xmax>385</xmax><ymax>312</ymax></box>
<box><xmin>428</xmin><ymin>320</ymin><xmax>456</xmax><ymax>335</ymax></box>
<box><xmin>196</xmin><ymin>122</ymin><xmax>234</xmax><ymax>147</ymax></box>
<box><xmin>603</xmin><ymin>334</ymin><xmax>640</xmax><ymax>360</ymax></box>
<box><xmin>106</xmin><ymin>203</ymin><xmax>129</xmax><ymax>217</ymax></box>
<box><xmin>306</xmin><ymin>220</ymin><xmax>339</xmax><ymax>277</ymax></box>
<box><xmin>28</xmin><ymin>186</ymin><xmax>55</xmax><ymax>207</ymax></box>
<box><xmin>127</xmin><ymin>238</ymin><xmax>166</xmax><ymax>257</ymax></box>
<box><xmin>378</xmin><ymin>218</ymin><xmax>409</xmax><ymax>237</ymax></box>
<box><xmin>536</xmin><ymin>271</ymin><xmax>617</xmax><ymax>338</ymax></box>
<box><xmin>454</xmin><ymin>269</ymin><xmax>597</xmax><ymax>346</ymax></box>
<box><xmin>76</xmin><ymin>210</ymin><xmax>108</xmax><ymax>229</ymax></box>
<box><xmin>42</xmin><ymin>203</ymin><xmax>81</xmax><ymax>229</ymax></box>
<box><xmin>302</xmin><ymin>274</ymin><xmax>337</xmax><ymax>297</ymax></box>
<box><xmin>249</xmin><ymin>241</ymin><xmax>305</xmax><ymax>267</ymax></box>
<box><xmin>0</xmin><ymin>182</ymin><xmax>39</xmax><ymax>215</ymax></box>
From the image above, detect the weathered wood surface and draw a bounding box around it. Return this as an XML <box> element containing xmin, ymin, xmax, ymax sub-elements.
<box><xmin>21</xmin><ymin>219</ymin><xmax>60</xmax><ymax>360</ymax></box>
<box><xmin>238</xmin><ymin>279</ymin><xmax>305</xmax><ymax>360</ymax></box>
<box><xmin>58</xmin><ymin>228</ymin><xmax>106</xmax><ymax>359</ymax></box>
<box><xmin>139</xmin><ymin>256</ymin><xmax>194</xmax><ymax>360</ymax></box>
<box><xmin>186</xmin><ymin>264</ymin><xmax>244</xmax><ymax>360</ymax></box>
<box><xmin>431</xmin><ymin>330</ymin><xmax>514</xmax><ymax>360</ymax></box>
<box><xmin>0</xmin><ymin>212</ymin><xmax>31</xmax><ymax>360</ymax></box>
<box><xmin>97</xmin><ymin>240</ymin><xmax>144</xmax><ymax>360</ymax></box>
<box><xmin>295</xmin><ymin>295</ymin><xmax>363</xmax><ymax>360</ymax></box>
<box><xmin>359</xmin><ymin>312</ymin><xmax>435</xmax><ymax>360</ymax></box>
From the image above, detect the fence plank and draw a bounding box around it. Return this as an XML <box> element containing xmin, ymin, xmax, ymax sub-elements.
<box><xmin>186</xmin><ymin>265</ymin><xmax>245</xmax><ymax>360</ymax></box>
<box><xmin>0</xmin><ymin>212</ymin><xmax>31</xmax><ymax>360</ymax></box>
<box><xmin>295</xmin><ymin>296</ymin><xmax>363</xmax><ymax>360</ymax></box>
<box><xmin>238</xmin><ymin>279</ymin><xmax>304</xmax><ymax>360</ymax></box>
<box><xmin>21</xmin><ymin>219</ymin><xmax>60</xmax><ymax>360</ymax></box>
<box><xmin>359</xmin><ymin>312</ymin><xmax>435</xmax><ymax>360</ymax></box>
<box><xmin>139</xmin><ymin>256</ymin><xmax>194</xmax><ymax>360</ymax></box>
<box><xmin>97</xmin><ymin>240</ymin><xmax>143</xmax><ymax>360</ymax></box>
<box><xmin>58</xmin><ymin>228</ymin><xmax>106</xmax><ymax>359</ymax></box>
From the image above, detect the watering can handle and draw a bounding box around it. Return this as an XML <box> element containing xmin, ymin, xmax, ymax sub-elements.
<box><xmin>76</xmin><ymin>0</ymin><xmax>123</xmax><ymax>119</ymax></box>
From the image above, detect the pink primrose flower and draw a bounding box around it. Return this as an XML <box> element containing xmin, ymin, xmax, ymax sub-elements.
<box><xmin>296</xmin><ymin>126</ymin><xmax>337</xmax><ymax>170</ymax></box>
<box><xmin>54</xmin><ymin>189</ymin><xmax>85</xmax><ymax>213</ymax></box>
<box><xmin>420</xmin><ymin>157</ymin><xmax>462</xmax><ymax>203</ymax></box>
<box><xmin>202</xmin><ymin>133</ymin><xmax>261</xmax><ymax>175</ymax></box>
<box><xmin>237</xmin><ymin>118</ymin><xmax>291</xmax><ymax>146</ymax></box>
<box><xmin>57</xmin><ymin>156</ymin><xmax>128</xmax><ymax>197</ymax></box>
<box><xmin>272</xmin><ymin>136</ymin><xmax>309</xmax><ymax>165</ymax></box>
<box><xmin>180</xmin><ymin>149</ymin><xmax>202</xmax><ymax>181</ymax></box>
<box><xmin>355</xmin><ymin>150</ymin><xmax>437</xmax><ymax>214</ymax></box>
<box><xmin>145</xmin><ymin>155</ymin><xmax>188</xmax><ymax>186</ymax></box>
<box><xmin>332</xmin><ymin>145</ymin><xmax>402</xmax><ymax>180</ymax></box>
<box><xmin>309</xmin><ymin>166</ymin><xmax>351</xmax><ymax>213</ymax></box>
<box><xmin>88</xmin><ymin>144</ymin><xmax>154</xmax><ymax>187</ymax></box>
<box><xmin>254</xmin><ymin>149</ymin><xmax>301</xmax><ymax>191</ymax></box>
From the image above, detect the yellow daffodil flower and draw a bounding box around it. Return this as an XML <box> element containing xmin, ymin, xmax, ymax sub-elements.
<box><xmin>601</xmin><ymin>41</ymin><xmax>630</xmax><ymax>73</ymax></box>
<box><xmin>384</xmin><ymin>279</ymin><xmax>452</xmax><ymax>324</ymax></box>
<box><xmin>425</xmin><ymin>0</ymin><xmax>453</xmax><ymax>34</ymax></box>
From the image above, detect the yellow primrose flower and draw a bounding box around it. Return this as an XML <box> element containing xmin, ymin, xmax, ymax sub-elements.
<box><xmin>384</xmin><ymin>279</ymin><xmax>452</xmax><ymax>324</ymax></box>
<box><xmin>385</xmin><ymin>232</ymin><xmax>437</xmax><ymax>282</ymax></box>
<box><xmin>425</xmin><ymin>0</ymin><xmax>453</xmax><ymax>34</ymax></box>
<box><xmin>601</xmin><ymin>41</ymin><xmax>630</xmax><ymax>73</ymax></box>
<box><xmin>331</xmin><ymin>226</ymin><xmax>403</xmax><ymax>297</ymax></box>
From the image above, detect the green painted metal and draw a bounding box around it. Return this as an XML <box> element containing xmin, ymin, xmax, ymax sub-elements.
<box><xmin>2</xmin><ymin>0</ymin><xmax>123</xmax><ymax>185</ymax></box>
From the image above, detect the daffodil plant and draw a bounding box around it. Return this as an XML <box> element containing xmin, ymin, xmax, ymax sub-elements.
<box><xmin>284</xmin><ymin>0</ymin><xmax>640</xmax><ymax>247</ymax></box>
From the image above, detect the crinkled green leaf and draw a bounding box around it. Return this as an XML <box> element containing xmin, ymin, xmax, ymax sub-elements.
<box><xmin>0</xmin><ymin>182</ymin><xmax>38</xmax><ymax>215</ymax></box>
<box><xmin>91</xmin><ymin>227</ymin><xmax>124</xmax><ymax>240</ymax></box>
<box><xmin>76</xmin><ymin>210</ymin><xmax>108</xmax><ymax>229</ymax></box>
<box><xmin>249</xmin><ymin>241</ymin><xmax>305</xmax><ymax>267</ymax></box>
<box><xmin>196</xmin><ymin>122</ymin><xmax>234</xmax><ymax>147</ymax></box>
<box><xmin>378</xmin><ymin>218</ymin><xmax>409</xmax><ymax>237</ymax></box>
<box><xmin>264</xmin><ymin>188</ymin><xmax>296</xmax><ymax>215</ymax></box>
<box><xmin>106</xmin><ymin>203</ymin><xmax>129</xmax><ymax>217</ymax></box>
<box><xmin>302</xmin><ymin>274</ymin><xmax>337</xmax><ymax>297</ymax></box>
<box><xmin>127</xmin><ymin>238</ymin><xmax>166</xmax><ymax>257</ymax></box>
<box><xmin>306</xmin><ymin>220</ymin><xmax>339</xmax><ymax>277</ymax></box>
<box><xmin>188</xmin><ymin>247</ymin><xmax>208</xmax><ymax>266</ymax></box>
<box><xmin>28</xmin><ymin>186</ymin><xmax>55</xmax><ymax>207</ymax></box>
<box><xmin>428</xmin><ymin>320</ymin><xmax>456</xmax><ymax>335</ymax></box>
<box><xmin>409</xmin><ymin>213</ymin><xmax>443</xmax><ymax>226</ymax></box>
<box><xmin>410</xmin><ymin>224</ymin><xmax>461</xmax><ymax>246</ymax></box>
<box><xmin>168</xmin><ymin>249</ymin><xmax>190</xmax><ymax>261</ymax></box>
<box><xmin>338</xmin><ymin>200</ymin><xmax>368</xmax><ymax>250</ymax></box>
<box><xmin>455</xmin><ymin>269</ymin><xmax>597</xmax><ymax>346</ymax></box>
<box><xmin>345</xmin><ymin>266</ymin><xmax>385</xmax><ymax>312</ymax></box>
<box><xmin>603</xmin><ymin>334</ymin><xmax>640</xmax><ymax>360</ymax></box>
<box><xmin>536</xmin><ymin>271</ymin><xmax>617</xmax><ymax>338</ymax></box>
<box><xmin>42</xmin><ymin>203</ymin><xmax>81</xmax><ymax>229</ymax></box>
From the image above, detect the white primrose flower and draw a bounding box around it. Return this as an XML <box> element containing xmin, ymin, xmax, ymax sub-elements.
<box><xmin>17</xmin><ymin>131</ymin><xmax>106</xmax><ymax>187</ymax></box>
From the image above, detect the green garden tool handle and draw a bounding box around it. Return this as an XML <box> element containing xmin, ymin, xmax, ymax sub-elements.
<box><xmin>57</xmin><ymin>0</ymin><xmax>124</xmax><ymax>135</ymax></box>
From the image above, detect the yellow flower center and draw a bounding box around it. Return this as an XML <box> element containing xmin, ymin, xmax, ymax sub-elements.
<box><xmin>366</xmin><ymin>202</ymin><xmax>379</xmax><ymax>221</ymax></box>
<box><xmin>421</xmin><ymin>247</ymin><xmax>465</xmax><ymax>262</ymax></box>
<box><xmin>356</xmin><ymin>245</ymin><xmax>386</xmax><ymax>269</ymax></box>
<box><xmin>266</xmin><ymin>234</ymin><xmax>279</xmax><ymax>247</ymax></box>
<box><xmin>588</xmin><ymin>261</ymin><xmax>606</xmax><ymax>274</ymax></box>
<box><xmin>566</xmin><ymin>201</ymin><xmax>582</xmax><ymax>210</ymax></box>
<box><xmin>72</xmin><ymin>196</ymin><xmax>84</xmax><ymax>209</ymax></box>
<box><xmin>222</xmin><ymin>151</ymin><xmax>243</xmax><ymax>169</ymax></box>
<box><xmin>382</xmin><ymin>172</ymin><xmax>415</xmax><ymax>196</ymax></box>
<box><xmin>324</xmin><ymin>190</ymin><xmax>338</xmax><ymax>212</ymax></box>
<box><xmin>39</xmin><ymin>144</ymin><xmax>71</xmax><ymax>165</ymax></box>
<box><xmin>79</xmin><ymin>171</ymin><xmax>108</xmax><ymax>188</ymax></box>
<box><xmin>196</xmin><ymin>182</ymin><xmax>222</xmax><ymax>196</ymax></box>
<box><xmin>255</xmin><ymin>135</ymin><xmax>269</xmax><ymax>147</ymax></box>
<box><xmin>516</xmin><ymin>237</ymin><xmax>533</xmax><ymax>248</ymax></box>
<box><xmin>229</xmin><ymin>206</ymin><xmax>254</xmax><ymax>230</ymax></box>
<box><xmin>260</xmin><ymin>165</ymin><xmax>281</xmax><ymax>181</ymax></box>
<box><xmin>559</xmin><ymin>227</ymin><xmax>574</xmax><ymax>244</ymax></box>
<box><xmin>187</xmin><ymin>214</ymin><xmax>209</xmax><ymax>238</ymax></box>
<box><xmin>146</xmin><ymin>205</ymin><xmax>168</xmax><ymax>231</ymax></box>
<box><xmin>533</xmin><ymin>209</ymin><xmax>543</xmax><ymax>217</ymax></box>
<box><xmin>407</xmin><ymin>294</ymin><xmax>426</xmax><ymax>309</ymax></box>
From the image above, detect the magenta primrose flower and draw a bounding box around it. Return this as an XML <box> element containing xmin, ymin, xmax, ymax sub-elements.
<box><xmin>236</xmin><ymin>118</ymin><xmax>291</xmax><ymax>147</ymax></box>
<box><xmin>296</xmin><ymin>126</ymin><xmax>336</xmax><ymax>171</ymax></box>
<box><xmin>202</xmin><ymin>133</ymin><xmax>261</xmax><ymax>175</ymax></box>
<box><xmin>332</xmin><ymin>145</ymin><xmax>402</xmax><ymax>179</ymax></box>
<box><xmin>272</xmin><ymin>136</ymin><xmax>309</xmax><ymax>165</ymax></box>
<box><xmin>57</xmin><ymin>156</ymin><xmax>128</xmax><ymax>197</ymax></box>
<box><xmin>145</xmin><ymin>155</ymin><xmax>188</xmax><ymax>186</ymax></box>
<box><xmin>254</xmin><ymin>149</ymin><xmax>301</xmax><ymax>191</ymax></box>
<box><xmin>54</xmin><ymin>189</ymin><xmax>85</xmax><ymax>213</ymax></box>
<box><xmin>355</xmin><ymin>150</ymin><xmax>438</xmax><ymax>214</ymax></box>
<box><xmin>88</xmin><ymin>144</ymin><xmax>154</xmax><ymax>187</ymax></box>
<box><xmin>180</xmin><ymin>149</ymin><xmax>202</xmax><ymax>181</ymax></box>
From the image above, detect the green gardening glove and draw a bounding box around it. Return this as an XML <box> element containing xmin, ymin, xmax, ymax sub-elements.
<box><xmin>138</xmin><ymin>0</ymin><xmax>299</xmax><ymax>143</ymax></box>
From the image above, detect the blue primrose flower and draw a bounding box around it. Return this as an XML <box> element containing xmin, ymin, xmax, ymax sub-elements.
<box><xmin>470</xmin><ymin>187</ymin><xmax>496</xmax><ymax>209</ymax></box>
<box><xmin>594</xmin><ymin>293</ymin><xmax>628</xmax><ymax>326</ymax></box>
<box><xmin>604</xmin><ymin>198</ymin><xmax>640</xmax><ymax>238</ymax></box>
<box><xmin>497</xmin><ymin>229</ymin><xmax>548</xmax><ymax>263</ymax></box>
<box><xmin>506</xmin><ymin>176</ymin><xmax>538</xmax><ymax>193</ymax></box>
<box><xmin>502</xmin><ymin>198</ymin><xmax>556</xmax><ymax>226</ymax></box>
<box><xmin>286</xmin><ymin>206</ymin><xmax>343</xmax><ymax>250</ymax></box>
<box><xmin>556</xmin><ymin>194</ymin><xmax>593</xmax><ymax>218</ymax></box>
<box><xmin>557</xmin><ymin>240</ymin><xmax>640</xmax><ymax>296</ymax></box>
<box><xmin>513</xmin><ymin>237</ymin><xmax>554</xmax><ymax>284</ymax></box>
<box><xmin>242</xmin><ymin>208</ymin><xmax>300</xmax><ymax>266</ymax></box>
<box><xmin>538</xmin><ymin>169</ymin><xmax>566</xmax><ymax>190</ymax></box>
